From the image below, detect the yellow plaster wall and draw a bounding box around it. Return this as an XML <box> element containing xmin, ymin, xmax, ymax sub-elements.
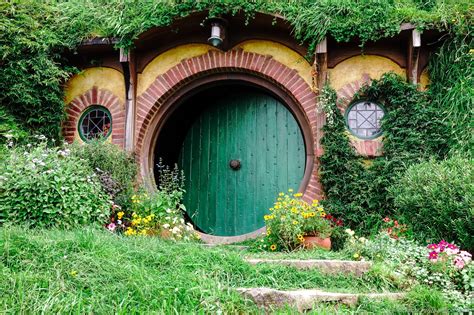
<box><xmin>237</xmin><ymin>40</ymin><xmax>313</xmax><ymax>87</ymax></box>
<box><xmin>419</xmin><ymin>68</ymin><xmax>430</xmax><ymax>91</ymax></box>
<box><xmin>64</xmin><ymin>67</ymin><xmax>125</xmax><ymax>105</ymax></box>
<box><xmin>137</xmin><ymin>44</ymin><xmax>216</xmax><ymax>95</ymax></box>
<box><xmin>137</xmin><ymin>41</ymin><xmax>313</xmax><ymax>96</ymax></box>
<box><xmin>329</xmin><ymin>55</ymin><xmax>406</xmax><ymax>92</ymax></box>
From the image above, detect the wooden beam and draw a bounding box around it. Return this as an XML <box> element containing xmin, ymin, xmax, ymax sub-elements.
<box><xmin>120</xmin><ymin>48</ymin><xmax>136</xmax><ymax>152</ymax></box>
<box><xmin>407</xmin><ymin>30</ymin><xmax>421</xmax><ymax>84</ymax></box>
<box><xmin>314</xmin><ymin>37</ymin><xmax>328</xmax><ymax>92</ymax></box>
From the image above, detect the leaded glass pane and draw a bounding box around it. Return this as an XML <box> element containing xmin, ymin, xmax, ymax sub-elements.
<box><xmin>345</xmin><ymin>101</ymin><xmax>384</xmax><ymax>139</ymax></box>
<box><xmin>79</xmin><ymin>106</ymin><xmax>112</xmax><ymax>141</ymax></box>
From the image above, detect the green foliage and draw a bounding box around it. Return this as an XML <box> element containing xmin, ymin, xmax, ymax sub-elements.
<box><xmin>0</xmin><ymin>107</ymin><xmax>29</xmax><ymax>161</ymax></box>
<box><xmin>0</xmin><ymin>1</ymin><xmax>83</xmax><ymax>141</ymax></box>
<box><xmin>390</xmin><ymin>156</ymin><xmax>474</xmax><ymax>250</ymax></box>
<box><xmin>428</xmin><ymin>37</ymin><xmax>474</xmax><ymax>155</ymax></box>
<box><xmin>320</xmin><ymin>73</ymin><xmax>449</xmax><ymax>233</ymax></box>
<box><xmin>69</xmin><ymin>139</ymin><xmax>137</xmax><ymax>207</ymax></box>
<box><xmin>0</xmin><ymin>142</ymin><xmax>111</xmax><ymax>227</ymax></box>
<box><xmin>1</xmin><ymin>0</ymin><xmax>472</xmax><ymax>145</ymax></box>
<box><xmin>1</xmin><ymin>226</ymin><xmax>407</xmax><ymax>313</ymax></box>
<box><xmin>343</xmin><ymin>231</ymin><xmax>473</xmax><ymax>309</ymax></box>
<box><xmin>262</xmin><ymin>191</ymin><xmax>333</xmax><ymax>252</ymax></box>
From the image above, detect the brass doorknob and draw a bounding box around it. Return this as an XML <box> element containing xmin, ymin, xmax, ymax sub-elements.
<box><xmin>229</xmin><ymin>159</ymin><xmax>241</xmax><ymax>170</ymax></box>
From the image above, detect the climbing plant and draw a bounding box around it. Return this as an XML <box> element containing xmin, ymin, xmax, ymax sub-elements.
<box><xmin>319</xmin><ymin>73</ymin><xmax>450</xmax><ymax>233</ymax></box>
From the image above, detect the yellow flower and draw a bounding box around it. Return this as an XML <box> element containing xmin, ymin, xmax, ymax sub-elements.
<box><xmin>69</xmin><ymin>270</ymin><xmax>78</xmax><ymax>277</ymax></box>
<box><xmin>297</xmin><ymin>234</ymin><xmax>304</xmax><ymax>242</ymax></box>
<box><xmin>293</xmin><ymin>193</ymin><xmax>303</xmax><ymax>197</ymax></box>
<box><xmin>117</xmin><ymin>211</ymin><xmax>124</xmax><ymax>219</ymax></box>
<box><xmin>278</xmin><ymin>192</ymin><xmax>284</xmax><ymax>197</ymax></box>
<box><xmin>288</xmin><ymin>188</ymin><xmax>294</xmax><ymax>193</ymax></box>
<box><xmin>353</xmin><ymin>253</ymin><xmax>360</xmax><ymax>259</ymax></box>
<box><xmin>292</xmin><ymin>220</ymin><xmax>298</xmax><ymax>225</ymax></box>
<box><xmin>266</xmin><ymin>229</ymin><xmax>271</xmax><ymax>236</ymax></box>
<box><xmin>270</xmin><ymin>244</ymin><xmax>277</xmax><ymax>251</ymax></box>
<box><xmin>125</xmin><ymin>227</ymin><xmax>136</xmax><ymax>236</ymax></box>
<box><xmin>320</xmin><ymin>212</ymin><xmax>326</xmax><ymax>217</ymax></box>
<box><xmin>309</xmin><ymin>212</ymin><xmax>316</xmax><ymax>217</ymax></box>
<box><xmin>317</xmin><ymin>207</ymin><xmax>324</xmax><ymax>212</ymax></box>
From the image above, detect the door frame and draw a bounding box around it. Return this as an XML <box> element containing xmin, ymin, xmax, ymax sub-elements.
<box><xmin>140</xmin><ymin>72</ymin><xmax>316</xmax><ymax>243</ymax></box>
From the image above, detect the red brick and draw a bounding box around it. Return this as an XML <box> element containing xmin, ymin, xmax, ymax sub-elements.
<box><xmin>275</xmin><ymin>66</ymin><xmax>292</xmax><ymax>83</ymax></box>
<box><xmin>91</xmin><ymin>86</ymin><xmax>98</xmax><ymax>104</ymax></box>
<box><xmin>85</xmin><ymin>90</ymin><xmax>93</xmax><ymax>105</ymax></box>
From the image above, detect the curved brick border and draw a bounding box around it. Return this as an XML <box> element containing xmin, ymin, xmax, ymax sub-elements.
<box><xmin>336</xmin><ymin>73</ymin><xmax>383</xmax><ymax>157</ymax></box>
<box><xmin>136</xmin><ymin>48</ymin><xmax>324</xmax><ymax>201</ymax></box>
<box><xmin>63</xmin><ymin>86</ymin><xmax>125</xmax><ymax>147</ymax></box>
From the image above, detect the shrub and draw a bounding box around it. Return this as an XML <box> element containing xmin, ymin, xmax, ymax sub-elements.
<box><xmin>106</xmin><ymin>163</ymin><xmax>197</xmax><ymax>241</ymax></box>
<box><xmin>70</xmin><ymin>139</ymin><xmax>137</xmax><ymax>207</ymax></box>
<box><xmin>389</xmin><ymin>156</ymin><xmax>474</xmax><ymax>251</ymax></box>
<box><xmin>343</xmin><ymin>230</ymin><xmax>473</xmax><ymax>309</ymax></box>
<box><xmin>0</xmin><ymin>142</ymin><xmax>111</xmax><ymax>227</ymax></box>
<box><xmin>262</xmin><ymin>190</ymin><xmax>334</xmax><ymax>252</ymax></box>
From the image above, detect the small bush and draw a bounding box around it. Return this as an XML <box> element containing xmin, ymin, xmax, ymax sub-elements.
<box><xmin>0</xmin><ymin>142</ymin><xmax>111</xmax><ymax>227</ymax></box>
<box><xmin>70</xmin><ymin>139</ymin><xmax>137</xmax><ymax>207</ymax></box>
<box><xmin>261</xmin><ymin>190</ymin><xmax>334</xmax><ymax>252</ymax></box>
<box><xmin>389</xmin><ymin>156</ymin><xmax>474</xmax><ymax>250</ymax></box>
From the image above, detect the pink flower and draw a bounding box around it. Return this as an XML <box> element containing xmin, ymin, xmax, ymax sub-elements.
<box><xmin>106</xmin><ymin>222</ymin><xmax>116</xmax><ymax>231</ymax></box>
<box><xmin>428</xmin><ymin>251</ymin><xmax>439</xmax><ymax>261</ymax></box>
<box><xmin>383</xmin><ymin>217</ymin><xmax>391</xmax><ymax>223</ymax></box>
<box><xmin>454</xmin><ymin>256</ymin><xmax>465</xmax><ymax>269</ymax></box>
<box><xmin>427</xmin><ymin>243</ymin><xmax>438</xmax><ymax>250</ymax></box>
<box><xmin>445</xmin><ymin>243</ymin><xmax>459</xmax><ymax>255</ymax></box>
<box><xmin>439</xmin><ymin>240</ymin><xmax>449</xmax><ymax>246</ymax></box>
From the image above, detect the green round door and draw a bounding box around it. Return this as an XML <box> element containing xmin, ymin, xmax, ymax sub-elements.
<box><xmin>179</xmin><ymin>87</ymin><xmax>305</xmax><ymax>236</ymax></box>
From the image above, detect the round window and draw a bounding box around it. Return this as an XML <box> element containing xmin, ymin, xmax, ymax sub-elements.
<box><xmin>78</xmin><ymin>106</ymin><xmax>112</xmax><ymax>142</ymax></box>
<box><xmin>345</xmin><ymin>101</ymin><xmax>385</xmax><ymax>139</ymax></box>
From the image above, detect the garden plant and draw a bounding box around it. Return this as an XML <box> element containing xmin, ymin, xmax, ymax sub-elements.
<box><xmin>0</xmin><ymin>0</ymin><xmax>473</xmax><ymax>312</ymax></box>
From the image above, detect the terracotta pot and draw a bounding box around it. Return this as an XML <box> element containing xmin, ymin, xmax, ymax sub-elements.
<box><xmin>303</xmin><ymin>235</ymin><xmax>331</xmax><ymax>250</ymax></box>
<box><xmin>160</xmin><ymin>229</ymin><xmax>172</xmax><ymax>239</ymax></box>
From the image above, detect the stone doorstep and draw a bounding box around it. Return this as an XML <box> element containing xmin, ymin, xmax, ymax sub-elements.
<box><xmin>245</xmin><ymin>259</ymin><xmax>372</xmax><ymax>276</ymax></box>
<box><xmin>199</xmin><ymin>244</ymin><xmax>249</xmax><ymax>251</ymax></box>
<box><xmin>237</xmin><ymin>288</ymin><xmax>405</xmax><ymax>312</ymax></box>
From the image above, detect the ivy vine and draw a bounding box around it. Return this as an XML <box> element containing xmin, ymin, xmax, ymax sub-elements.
<box><xmin>319</xmin><ymin>73</ymin><xmax>450</xmax><ymax>233</ymax></box>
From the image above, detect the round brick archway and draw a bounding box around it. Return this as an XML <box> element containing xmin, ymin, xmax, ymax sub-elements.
<box><xmin>136</xmin><ymin>48</ymin><xmax>324</xmax><ymax>205</ymax></box>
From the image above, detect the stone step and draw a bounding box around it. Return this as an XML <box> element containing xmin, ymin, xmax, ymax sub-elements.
<box><xmin>237</xmin><ymin>287</ymin><xmax>405</xmax><ymax>311</ymax></box>
<box><xmin>245</xmin><ymin>259</ymin><xmax>372</xmax><ymax>276</ymax></box>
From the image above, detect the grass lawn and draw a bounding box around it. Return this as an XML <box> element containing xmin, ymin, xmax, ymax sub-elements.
<box><xmin>1</xmin><ymin>226</ymin><xmax>448</xmax><ymax>313</ymax></box>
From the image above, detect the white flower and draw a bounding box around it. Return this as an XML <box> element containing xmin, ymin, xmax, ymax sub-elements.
<box><xmin>163</xmin><ymin>224</ymin><xmax>170</xmax><ymax>229</ymax></box>
<box><xmin>460</xmin><ymin>251</ymin><xmax>472</xmax><ymax>263</ymax></box>
<box><xmin>166</xmin><ymin>209</ymin><xmax>172</xmax><ymax>213</ymax></box>
<box><xmin>171</xmin><ymin>226</ymin><xmax>180</xmax><ymax>234</ymax></box>
<box><xmin>4</xmin><ymin>134</ymin><xmax>13</xmax><ymax>139</ymax></box>
<box><xmin>345</xmin><ymin>228</ymin><xmax>355</xmax><ymax>236</ymax></box>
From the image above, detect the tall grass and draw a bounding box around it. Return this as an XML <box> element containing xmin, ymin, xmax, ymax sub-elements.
<box><xmin>428</xmin><ymin>37</ymin><xmax>474</xmax><ymax>155</ymax></box>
